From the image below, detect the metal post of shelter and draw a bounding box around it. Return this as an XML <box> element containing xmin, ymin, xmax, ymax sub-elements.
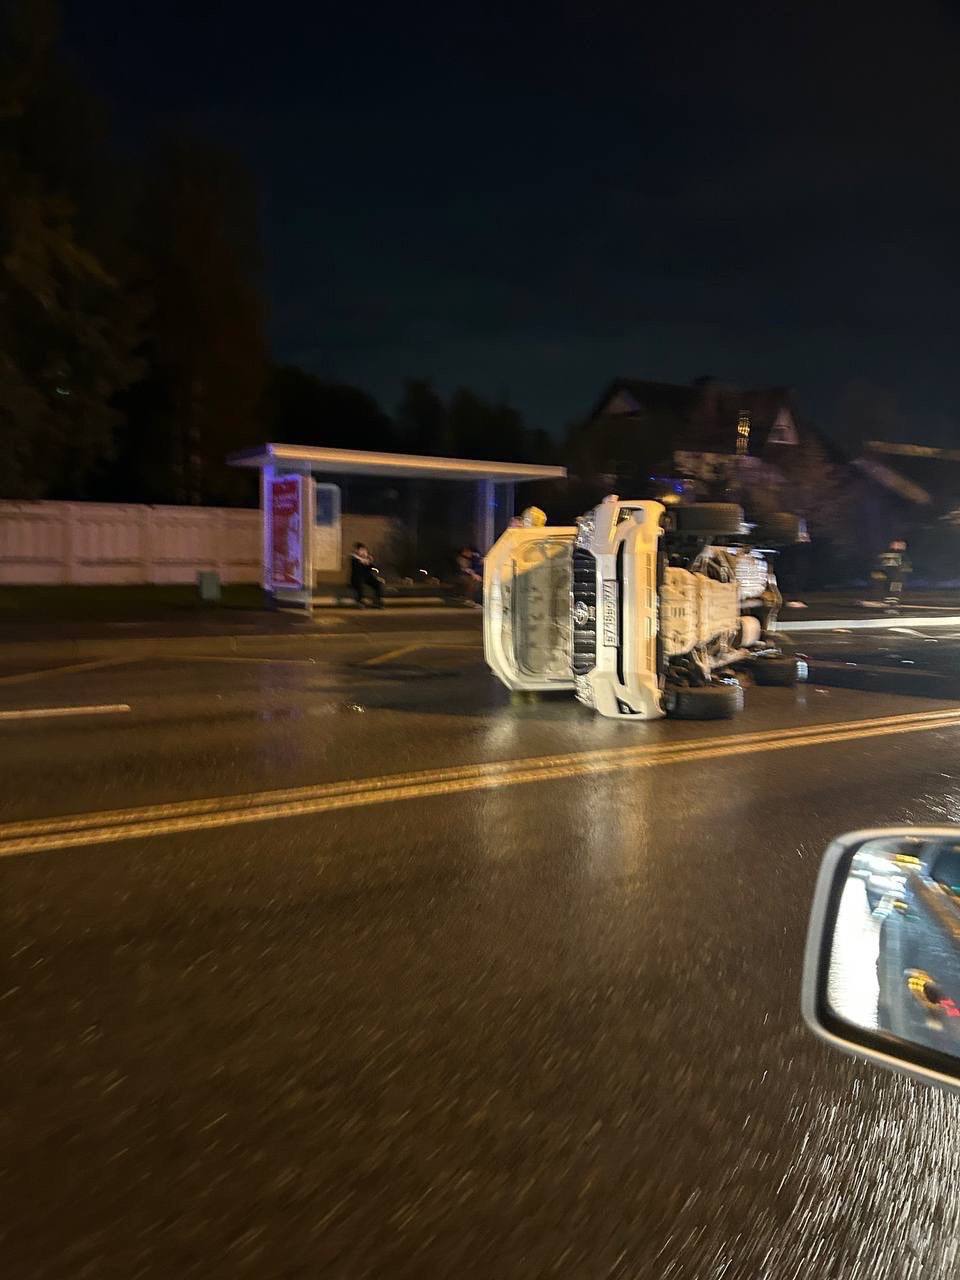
<box><xmin>475</xmin><ymin>478</ymin><xmax>495</xmax><ymax>553</ymax></box>
<box><xmin>504</xmin><ymin>481</ymin><xmax>516</xmax><ymax>526</ymax></box>
<box><xmin>260</xmin><ymin>463</ymin><xmax>273</xmax><ymax>597</ymax></box>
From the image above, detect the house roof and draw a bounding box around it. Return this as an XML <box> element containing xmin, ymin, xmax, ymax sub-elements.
<box><xmin>853</xmin><ymin>441</ymin><xmax>960</xmax><ymax>508</ymax></box>
<box><xmin>590</xmin><ymin>376</ymin><xmax>847</xmax><ymax>461</ymax></box>
<box><xmin>592</xmin><ymin>375</ymin><xmax>792</xmax><ymax>428</ymax></box>
<box><xmin>852</xmin><ymin>457</ymin><xmax>932</xmax><ymax>505</ymax></box>
<box><xmin>589</xmin><ymin>378</ymin><xmax>702</xmax><ymax>421</ymax></box>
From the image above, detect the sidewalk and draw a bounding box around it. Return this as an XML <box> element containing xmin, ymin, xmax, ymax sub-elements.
<box><xmin>0</xmin><ymin>582</ymin><xmax>459</xmax><ymax>621</ymax></box>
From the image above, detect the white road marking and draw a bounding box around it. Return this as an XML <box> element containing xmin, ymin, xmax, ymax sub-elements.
<box><xmin>0</xmin><ymin>704</ymin><xmax>131</xmax><ymax>722</ymax></box>
<box><xmin>780</xmin><ymin>614</ymin><xmax>960</xmax><ymax>632</ymax></box>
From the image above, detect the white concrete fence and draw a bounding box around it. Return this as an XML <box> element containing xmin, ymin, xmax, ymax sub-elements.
<box><xmin>0</xmin><ymin>501</ymin><xmax>261</xmax><ymax>585</ymax></box>
<box><xmin>0</xmin><ymin>500</ymin><xmax>397</xmax><ymax>586</ymax></box>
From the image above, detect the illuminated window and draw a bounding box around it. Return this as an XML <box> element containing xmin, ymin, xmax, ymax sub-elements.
<box><xmin>736</xmin><ymin>411</ymin><xmax>750</xmax><ymax>455</ymax></box>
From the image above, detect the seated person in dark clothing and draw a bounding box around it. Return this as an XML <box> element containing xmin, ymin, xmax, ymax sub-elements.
<box><xmin>350</xmin><ymin>542</ymin><xmax>383</xmax><ymax>607</ymax></box>
<box><xmin>456</xmin><ymin>546</ymin><xmax>482</xmax><ymax>605</ymax></box>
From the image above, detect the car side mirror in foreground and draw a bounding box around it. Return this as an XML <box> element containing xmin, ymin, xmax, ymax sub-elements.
<box><xmin>803</xmin><ymin>827</ymin><xmax>960</xmax><ymax>1091</ymax></box>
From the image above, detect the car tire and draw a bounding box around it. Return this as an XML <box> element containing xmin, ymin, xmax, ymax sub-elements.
<box><xmin>663</xmin><ymin>681</ymin><xmax>744</xmax><ymax>719</ymax></box>
<box><xmin>752</xmin><ymin>655</ymin><xmax>803</xmax><ymax>686</ymax></box>
<box><xmin>673</xmin><ymin>503</ymin><xmax>744</xmax><ymax>536</ymax></box>
<box><xmin>758</xmin><ymin>512</ymin><xmax>802</xmax><ymax>546</ymax></box>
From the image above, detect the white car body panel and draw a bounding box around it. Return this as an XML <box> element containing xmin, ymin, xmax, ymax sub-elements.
<box><xmin>483</xmin><ymin>525</ymin><xmax>577</xmax><ymax>692</ymax></box>
<box><xmin>578</xmin><ymin>502</ymin><xmax>663</xmax><ymax>718</ymax></box>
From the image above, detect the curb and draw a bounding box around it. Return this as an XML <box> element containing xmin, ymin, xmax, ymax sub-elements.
<box><xmin>807</xmin><ymin>659</ymin><xmax>960</xmax><ymax>700</ymax></box>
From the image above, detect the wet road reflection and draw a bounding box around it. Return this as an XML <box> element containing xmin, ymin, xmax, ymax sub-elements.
<box><xmin>5</xmin><ymin>655</ymin><xmax>960</xmax><ymax>1276</ymax></box>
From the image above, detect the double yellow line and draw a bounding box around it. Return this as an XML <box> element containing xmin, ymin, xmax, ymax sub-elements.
<box><xmin>2</xmin><ymin>706</ymin><xmax>960</xmax><ymax>859</ymax></box>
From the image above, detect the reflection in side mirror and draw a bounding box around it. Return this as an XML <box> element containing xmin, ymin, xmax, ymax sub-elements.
<box><xmin>803</xmin><ymin>828</ymin><xmax>960</xmax><ymax>1091</ymax></box>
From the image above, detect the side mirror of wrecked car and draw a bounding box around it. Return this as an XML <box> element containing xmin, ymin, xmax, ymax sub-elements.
<box><xmin>803</xmin><ymin>827</ymin><xmax>960</xmax><ymax>1091</ymax></box>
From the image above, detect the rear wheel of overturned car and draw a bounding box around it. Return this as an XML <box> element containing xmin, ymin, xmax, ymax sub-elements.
<box><xmin>672</xmin><ymin>503</ymin><xmax>744</xmax><ymax>536</ymax></box>
<box><xmin>752</xmin><ymin>655</ymin><xmax>803</xmax><ymax>686</ymax></box>
<box><xmin>758</xmin><ymin>511</ymin><xmax>803</xmax><ymax>546</ymax></box>
<box><xmin>663</xmin><ymin>680</ymin><xmax>744</xmax><ymax>719</ymax></box>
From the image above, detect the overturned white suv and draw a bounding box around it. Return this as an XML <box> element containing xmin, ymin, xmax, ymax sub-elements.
<box><xmin>483</xmin><ymin>497</ymin><xmax>804</xmax><ymax>720</ymax></box>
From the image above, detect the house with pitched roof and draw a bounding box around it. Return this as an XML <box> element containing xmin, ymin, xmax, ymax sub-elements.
<box><xmin>592</xmin><ymin>372</ymin><xmax>811</xmax><ymax>462</ymax></box>
<box><xmin>567</xmin><ymin>375</ymin><xmax>828</xmax><ymax>506</ymax></box>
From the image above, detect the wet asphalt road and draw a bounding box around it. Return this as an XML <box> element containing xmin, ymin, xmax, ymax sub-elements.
<box><xmin>5</xmin><ymin>626</ymin><xmax>960</xmax><ymax>1278</ymax></box>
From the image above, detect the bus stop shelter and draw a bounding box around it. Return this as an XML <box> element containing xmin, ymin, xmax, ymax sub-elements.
<box><xmin>228</xmin><ymin>443</ymin><xmax>566</xmax><ymax>606</ymax></box>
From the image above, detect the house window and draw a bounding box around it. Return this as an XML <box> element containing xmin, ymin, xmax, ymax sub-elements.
<box><xmin>736</xmin><ymin>411</ymin><xmax>750</xmax><ymax>455</ymax></box>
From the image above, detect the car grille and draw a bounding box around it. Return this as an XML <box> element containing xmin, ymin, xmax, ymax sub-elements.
<box><xmin>571</xmin><ymin>548</ymin><xmax>597</xmax><ymax>674</ymax></box>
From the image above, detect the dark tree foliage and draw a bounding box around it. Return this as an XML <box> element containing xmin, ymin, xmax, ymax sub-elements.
<box><xmin>0</xmin><ymin>2</ymin><xmax>268</xmax><ymax>505</ymax></box>
<box><xmin>0</xmin><ymin>0</ymin><xmax>144</xmax><ymax>498</ymax></box>
<box><xmin>263</xmin><ymin>366</ymin><xmax>396</xmax><ymax>453</ymax></box>
<box><xmin>395</xmin><ymin>379</ymin><xmax>449</xmax><ymax>456</ymax></box>
<box><xmin>2</xmin><ymin>3</ymin><xmax>558</xmax><ymax>505</ymax></box>
<box><xmin>392</xmin><ymin>379</ymin><xmax>556</xmax><ymax>464</ymax></box>
<box><xmin>112</xmin><ymin>138</ymin><xmax>267</xmax><ymax>506</ymax></box>
<box><xmin>263</xmin><ymin>371</ymin><xmax>556</xmax><ymax>467</ymax></box>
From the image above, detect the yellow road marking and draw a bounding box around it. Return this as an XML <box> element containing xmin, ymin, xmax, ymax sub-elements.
<box><xmin>0</xmin><ymin>657</ymin><xmax>134</xmax><ymax>686</ymax></box>
<box><xmin>173</xmin><ymin>654</ymin><xmax>319</xmax><ymax>666</ymax></box>
<box><xmin>5</xmin><ymin>705</ymin><xmax>952</xmax><ymax>840</ymax></box>
<box><xmin>422</xmin><ymin>640</ymin><xmax>483</xmax><ymax>648</ymax></box>
<box><xmin>2</xmin><ymin>706</ymin><xmax>960</xmax><ymax>858</ymax></box>
<box><xmin>362</xmin><ymin>642</ymin><xmax>425</xmax><ymax>667</ymax></box>
<box><xmin>0</xmin><ymin>704</ymin><xmax>131</xmax><ymax>724</ymax></box>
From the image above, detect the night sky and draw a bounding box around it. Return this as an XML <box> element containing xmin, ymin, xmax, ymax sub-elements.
<box><xmin>63</xmin><ymin>1</ymin><xmax>960</xmax><ymax>443</ymax></box>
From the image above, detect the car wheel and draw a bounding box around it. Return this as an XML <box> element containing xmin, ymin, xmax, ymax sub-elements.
<box><xmin>758</xmin><ymin>512</ymin><xmax>803</xmax><ymax>546</ymax></box>
<box><xmin>664</xmin><ymin>681</ymin><xmax>744</xmax><ymax>719</ymax></box>
<box><xmin>752</xmin><ymin>655</ymin><xmax>803</xmax><ymax>686</ymax></box>
<box><xmin>672</xmin><ymin>503</ymin><xmax>744</xmax><ymax>536</ymax></box>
